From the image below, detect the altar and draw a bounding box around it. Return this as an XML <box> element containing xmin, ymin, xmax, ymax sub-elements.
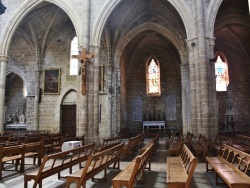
<box><xmin>142</xmin><ymin>121</ymin><xmax>166</xmax><ymax>132</ymax></box>
<box><xmin>6</xmin><ymin>123</ymin><xmax>26</xmax><ymax>130</ymax></box>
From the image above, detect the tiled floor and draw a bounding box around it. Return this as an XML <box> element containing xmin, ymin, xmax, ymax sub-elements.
<box><xmin>0</xmin><ymin>138</ymin><xmax>222</xmax><ymax>188</ymax></box>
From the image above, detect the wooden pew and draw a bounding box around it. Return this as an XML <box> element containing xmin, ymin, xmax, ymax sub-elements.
<box><xmin>23</xmin><ymin>142</ymin><xmax>43</xmax><ymax>168</ymax></box>
<box><xmin>65</xmin><ymin>143</ymin><xmax>124</xmax><ymax>188</ymax></box>
<box><xmin>121</xmin><ymin>133</ymin><xmax>145</xmax><ymax>160</ymax></box>
<box><xmin>183</xmin><ymin>131</ymin><xmax>194</xmax><ymax>148</ymax></box>
<box><xmin>210</xmin><ymin>134</ymin><xmax>233</xmax><ymax>154</ymax></box>
<box><xmin>206</xmin><ymin>144</ymin><xmax>250</xmax><ymax>187</ymax></box>
<box><xmin>0</xmin><ymin>145</ymin><xmax>25</xmax><ymax>180</ymax></box>
<box><xmin>166</xmin><ymin>144</ymin><xmax>198</xmax><ymax>188</ymax></box>
<box><xmin>23</xmin><ymin>143</ymin><xmax>95</xmax><ymax>188</ymax></box>
<box><xmin>95</xmin><ymin>135</ymin><xmax>123</xmax><ymax>152</ymax></box>
<box><xmin>231</xmin><ymin>134</ymin><xmax>250</xmax><ymax>153</ymax></box>
<box><xmin>191</xmin><ymin>134</ymin><xmax>210</xmax><ymax>161</ymax></box>
<box><xmin>112</xmin><ymin>142</ymin><xmax>155</xmax><ymax>188</ymax></box>
<box><xmin>141</xmin><ymin>134</ymin><xmax>159</xmax><ymax>154</ymax></box>
<box><xmin>169</xmin><ymin>135</ymin><xmax>184</xmax><ymax>156</ymax></box>
<box><xmin>140</xmin><ymin>135</ymin><xmax>158</xmax><ymax>170</ymax></box>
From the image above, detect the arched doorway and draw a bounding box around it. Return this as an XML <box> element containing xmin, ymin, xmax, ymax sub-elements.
<box><xmin>61</xmin><ymin>90</ymin><xmax>77</xmax><ymax>136</ymax></box>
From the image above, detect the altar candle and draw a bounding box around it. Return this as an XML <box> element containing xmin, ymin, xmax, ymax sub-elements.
<box><xmin>16</xmin><ymin>107</ymin><xmax>19</xmax><ymax>113</ymax></box>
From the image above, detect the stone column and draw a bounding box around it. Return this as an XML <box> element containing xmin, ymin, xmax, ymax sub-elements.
<box><xmin>180</xmin><ymin>62</ymin><xmax>191</xmax><ymax>135</ymax></box>
<box><xmin>187</xmin><ymin>38</ymin><xmax>199</xmax><ymax>136</ymax></box>
<box><xmin>91</xmin><ymin>45</ymin><xmax>100</xmax><ymax>145</ymax></box>
<box><xmin>34</xmin><ymin>69</ymin><xmax>41</xmax><ymax>130</ymax></box>
<box><xmin>0</xmin><ymin>55</ymin><xmax>8</xmax><ymax>134</ymax></box>
<box><xmin>196</xmin><ymin>0</ymin><xmax>210</xmax><ymax>136</ymax></box>
<box><xmin>77</xmin><ymin>0</ymin><xmax>90</xmax><ymax>141</ymax></box>
<box><xmin>106</xmin><ymin>65</ymin><xmax>113</xmax><ymax>138</ymax></box>
<box><xmin>207</xmin><ymin>37</ymin><xmax>218</xmax><ymax>138</ymax></box>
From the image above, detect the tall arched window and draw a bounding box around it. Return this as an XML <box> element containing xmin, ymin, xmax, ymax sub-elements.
<box><xmin>146</xmin><ymin>57</ymin><xmax>161</xmax><ymax>96</ymax></box>
<box><xmin>215</xmin><ymin>54</ymin><xmax>229</xmax><ymax>91</ymax></box>
<box><xmin>70</xmin><ymin>36</ymin><xmax>79</xmax><ymax>75</ymax></box>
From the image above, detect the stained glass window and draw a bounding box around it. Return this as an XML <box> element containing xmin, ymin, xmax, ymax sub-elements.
<box><xmin>147</xmin><ymin>58</ymin><xmax>161</xmax><ymax>96</ymax></box>
<box><xmin>215</xmin><ymin>55</ymin><xmax>229</xmax><ymax>91</ymax></box>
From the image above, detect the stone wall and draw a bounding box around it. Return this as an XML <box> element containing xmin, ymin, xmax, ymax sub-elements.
<box><xmin>127</xmin><ymin>53</ymin><xmax>182</xmax><ymax>131</ymax></box>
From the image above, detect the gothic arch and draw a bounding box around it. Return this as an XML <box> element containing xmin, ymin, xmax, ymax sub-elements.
<box><xmin>57</xmin><ymin>87</ymin><xmax>77</xmax><ymax>106</ymax></box>
<box><xmin>206</xmin><ymin>0</ymin><xmax>223</xmax><ymax>37</ymax></box>
<box><xmin>92</xmin><ymin>0</ymin><xmax>194</xmax><ymax>46</ymax></box>
<box><xmin>114</xmin><ymin>23</ymin><xmax>186</xmax><ymax>68</ymax></box>
<box><xmin>6</xmin><ymin>67</ymin><xmax>29</xmax><ymax>95</ymax></box>
<box><xmin>0</xmin><ymin>0</ymin><xmax>80</xmax><ymax>55</ymax></box>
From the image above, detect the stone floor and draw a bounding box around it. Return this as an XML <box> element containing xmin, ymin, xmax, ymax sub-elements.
<box><xmin>0</xmin><ymin>138</ymin><xmax>224</xmax><ymax>188</ymax></box>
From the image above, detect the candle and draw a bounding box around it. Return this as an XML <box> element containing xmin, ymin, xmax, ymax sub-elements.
<box><xmin>16</xmin><ymin>107</ymin><xmax>19</xmax><ymax>112</ymax></box>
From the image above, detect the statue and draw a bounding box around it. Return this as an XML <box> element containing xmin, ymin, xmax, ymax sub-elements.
<box><xmin>18</xmin><ymin>114</ymin><xmax>25</xmax><ymax>124</ymax></box>
<box><xmin>71</xmin><ymin>48</ymin><xmax>96</xmax><ymax>95</ymax></box>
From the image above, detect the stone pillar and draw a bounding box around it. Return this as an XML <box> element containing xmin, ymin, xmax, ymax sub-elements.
<box><xmin>34</xmin><ymin>69</ymin><xmax>41</xmax><ymax>130</ymax></box>
<box><xmin>207</xmin><ymin>37</ymin><xmax>218</xmax><ymax>138</ymax></box>
<box><xmin>180</xmin><ymin>62</ymin><xmax>191</xmax><ymax>135</ymax></box>
<box><xmin>106</xmin><ymin>65</ymin><xmax>113</xmax><ymax>138</ymax></box>
<box><xmin>114</xmin><ymin>68</ymin><xmax>120</xmax><ymax>136</ymax></box>
<box><xmin>91</xmin><ymin>45</ymin><xmax>100</xmax><ymax>145</ymax></box>
<box><xmin>187</xmin><ymin>38</ymin><xmax>199</xmax><ymax>136</ymax></box>
<box><xmin>0</xmin><ymin>55</ymin><xmax>8</xmax><ymax>134</ymax></box>
<box><xmin>77</xmin><ymin>0</ymin><xmax>90</xmax><ymax>141</ymax></box>
<box><xmin>196</xmin><ymin>0</ymin><xmax>210</xmax><ymax>136</ymax></box>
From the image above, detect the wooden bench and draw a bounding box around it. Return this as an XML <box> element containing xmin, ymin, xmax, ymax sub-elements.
<box><xmin>183</xmin><ymin>131</ymin><xmax>194</xmax><ymax>148</ymax></box>
<box><xmin>210</xmin><ymin>134</ymin><xmax>233</xmax><ymax>154</ymax></box>
<box><xmin>206</xmin><ymin>144</ymin><xmax>250</xmax><ymax>187</ymax></box>
<box><xmin>169</xmin><ymin>135</ymin><xmax>184</xmax><ymax>156</ymax></box>
<box><xmin>166</xmin><ymin>144</ymin><xmax>198</xmax><ymax>188</ymax></box>
<box><xmin>140</xmin><ymin>135</ymin><xmax>158</xmax><ymax>171</ymax></box>
<box><xmin>231</xmin><ymin>134</ymin><xmax>250</xmax><ymax>153</ymax></box>
<box><xmin>24</xmin><ymin>143</ymin><xmax>95</xmax><ymax>188</ymax></box>
<box><xmin>144</xmin><ymin>133</ymin><xmax>159</xmax><ymax>153</ymax></box>
<box><xmin>23</xmin><ymin>142</ymin><xmax>43</xmax><ymax>168</ymax></box>
<box><xmin>0</xmin><ymin>145</ymin><xmax>25</xmax><ymax>180</ymax></box>
<box><xmin>191</xmin><ymin>134</ymin><xmax>210</xmax><ymax>161</ymax></box>
<box><xmin>65</xmin><ymin>143</ymin><xmax>124</xmax><ymax>188</ymax></box>
<box><xmin>112</xmin><ymin>142</ymin><xmax>155</xmax><ymax>188</ymax></box>
<box><xmin>121</xmin><ymin>133</ymin><xmax>145</xmax><ymax>160</ymax></box>
<box><xmin>95</xmin><ymin>135</ymin><xmax>123</xmax><ymax>152</ymax></box>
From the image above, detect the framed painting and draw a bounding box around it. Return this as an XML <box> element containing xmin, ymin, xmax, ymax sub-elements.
<box><xmin>43</xmin><ymin>68</ymin><xmax>60</xmax><ymax>94</ymax></box>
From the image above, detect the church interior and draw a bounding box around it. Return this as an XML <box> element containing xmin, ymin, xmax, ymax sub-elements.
<box><xmin>0</xmin><ymin>0</ymin><xmax>250</xmax><ymax>187</ymax></box>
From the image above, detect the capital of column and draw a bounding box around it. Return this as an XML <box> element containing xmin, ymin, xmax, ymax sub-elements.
<box><xmin>206</xmin><ymin>37</ymin><xmax>216</xmax><ymax>47</ymax></box>
<box><xmin>186</xmin><ymin>38</ymin><xmax>198</xmax><ymax>48</ymax></box>
<box><xmin>0</xmin><ymin>55</ymin><xmax>9</xmax><ymax>62</ymax></box>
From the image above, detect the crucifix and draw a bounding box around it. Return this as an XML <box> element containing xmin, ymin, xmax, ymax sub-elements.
<box><xmin>72</xmin><ymin>48</ymin><xmax>96</xmax><ymax>94</ymax></box>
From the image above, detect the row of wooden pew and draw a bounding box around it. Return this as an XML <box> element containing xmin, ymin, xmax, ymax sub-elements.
<box><xmin>167</xmin><ymin>131</ymin><xmax>250</xmax><ymax>188</ymax></box>
<box><xmin>23</xmin><ymin>133</ymin><xmax>156</xmax><ymax>188</ymax></box>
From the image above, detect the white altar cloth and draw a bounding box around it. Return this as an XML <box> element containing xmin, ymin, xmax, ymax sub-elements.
<box><xmin>142</xmin><ymin>121</ymin><xmax>166</xmax><ymax>132</ymax></box>
<box><xmin>61</xmin><ymin>141</ymin><xmax>82</xmax><ymax>152</ymax></box>
<box><xmin>6</xmin><ymin>123</ymin><xmax>26</xmax><ymax>130</ymax></box>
